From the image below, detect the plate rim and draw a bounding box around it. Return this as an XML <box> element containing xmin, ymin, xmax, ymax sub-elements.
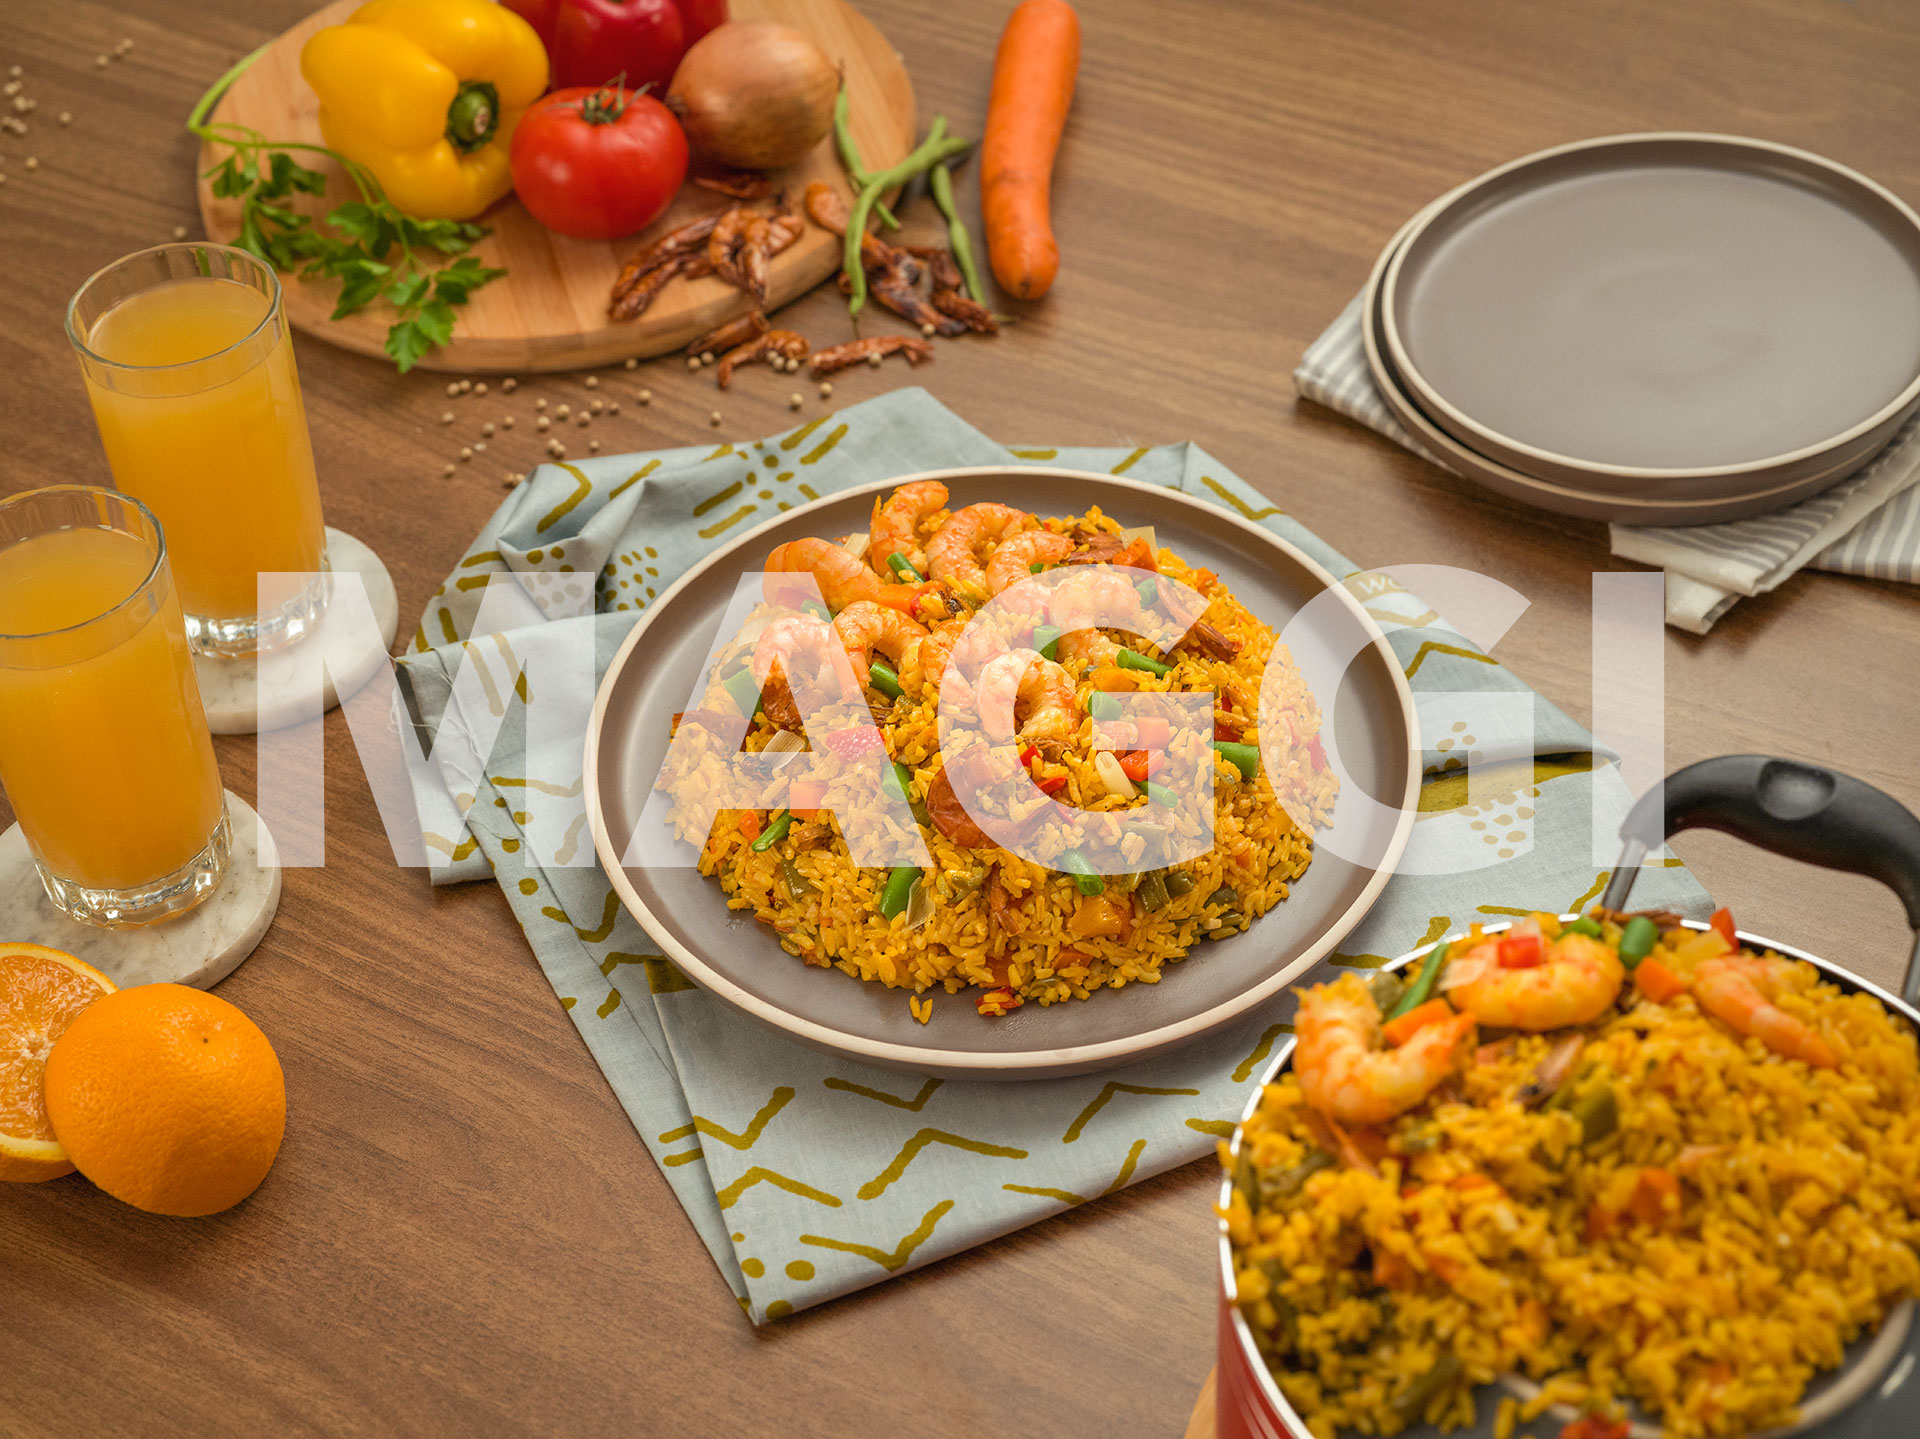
<box><xmin>582</xmin><ymin>465</ymin><xmax>1422</xmax><ymax>1075</ymax></box>
<box><xmin>1361</xmin><ymin>207</ymin><xmax>1869</xmax><ymax>525</ymax></box>
<box><xmin>1379</xmin><ymin>131</ymin><xmax>1920</xmax><ymax>482</ymax></box>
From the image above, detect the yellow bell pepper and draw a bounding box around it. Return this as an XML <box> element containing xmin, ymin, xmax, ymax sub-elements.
<box><xmin>300</xmin><ymin>0</ymin><xmax>549</xmax><ymax>221</ymax></box>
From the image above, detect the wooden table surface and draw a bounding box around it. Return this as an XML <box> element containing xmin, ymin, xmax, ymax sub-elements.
<box><xmin>4</xmin><ymin>2</ymin><xmax>1919</xmax><ymax>1435</ymax></box>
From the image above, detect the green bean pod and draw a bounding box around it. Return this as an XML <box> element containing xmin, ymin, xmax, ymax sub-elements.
<box><xmin>927</xmin><ymin>159</ymin><xmax>985</xmax><ymax>302</ymax></box>
<box><xmin>1212</xmin><ymin>740</ymin><xmax>1259</xmax><ymax>780</ymax></box>
<box><xmin>1618</xmin><ymin>915</ymin><xmax>1660</xmax><ymax>968</ymax></box>
<box><xmin>721</xmin><ymin>668</ymin><xmax>761</xmax><ymax>719</ymax></box>
<box><xmin>1116</xmin><ymin>647</ymin><xmax>1172</xmax><ymax>677</ymax></box>
<box><xmin>845</xmin><ymin>125</ymin><xmax>971</xmax><ymax>320</ymax></box>
<box><xmin>1058</xmin><ymin>849</ymin><xmax>1105</xmax><ymax>896</ymax></box>
<box><xmin>831</xmin><ymin>83</ymin><xmax>898</xmax><ymax>229</ymax></box>
<box><xmin>879</xmin><ymin>864</ymin><xmax>921</xmax><ymax>919</ymax></box>
<box><xmin>1385</xmin><ymin>941</ymin><xmax>1450</xmax><ymax>1021</ymax></box>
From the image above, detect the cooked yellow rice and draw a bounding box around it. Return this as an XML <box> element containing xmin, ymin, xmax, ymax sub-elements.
<box><xmin>655</xmin><ymin>503</ymin><xmax>1339</xmax><ymax>1015</ymax></box>
<box><xmin>1222</xmin><ymin>915</ymin><xmax>1920</xmax><ymax>1439</ymax></box>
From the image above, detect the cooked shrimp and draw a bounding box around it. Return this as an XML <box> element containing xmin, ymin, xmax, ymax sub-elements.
<box><xmin>833</xmin><ymin>600</ymin><xmax>925</xmax><ymax>680</ymax></box>
<box><xmin>1692</xmin><ymin>955</ymin><xmax>1837</xmax><ymax>1068</ymax></box>
<box><xmin>974</xmin><ymin>649</ymin><xmax>1077</xmax><ymax>747</ymax></box>
<box><xmin>868</xmin><ymin>481</ymin><xmax>949</xmax><ymax>579</ymax></box>
<box><xmin>765</xmin><ymin>538</ymin><xmax>924</xmax><ymax>615</ymax></box>
<box><xmin>926</xmin><ymin>503</ymin><xmax>1032</xmax><ymax>598</ymax></box>
<box><xmin>1449</xmin><ymin>931</ymin><xmax>1625</xmax><ymax>1031</ymax></box>
<box><xmin>1295</xmin><ymin>973</ymin><xmax>1475</xmax><ymax>1126</ymax></box>
<box><xmin>1061</xmin><ymin>565</ymin><xmax>1152</xmax><ymax>628</ymax></box>
<box><xmin>750</xmin><ymin>613</ymin><xmax>846</xmax><ymax>700</ymax></box>
<box><xmin>984</xmin><ymin>529</ymin><xmax>1074</xmax><ymax>593</ymax></box>
<box><xmin>1056</xmin><ymin>630</ymin><xmax>1119</xmax><ymax>670</ymax></box>
<box><xmin>1048</xmin><ymin>566</ymin><xmax>1153</xmax><ymax>668</ymax></box>
<box><xmin>915</xmin><ymin>617</ymin><xmax>967</xmax><ymax>695</ymax></box>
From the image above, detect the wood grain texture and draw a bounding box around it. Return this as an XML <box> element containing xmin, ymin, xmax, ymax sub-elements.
<box><xmin>4</xmin><ymin>2</ymin><xmax>1920</xmax><ymax>1436</ymax></box>
<box><xmin>196</xmin><ymin>0</ymin><xmax>915</xmax><ymax>372</ymax></box>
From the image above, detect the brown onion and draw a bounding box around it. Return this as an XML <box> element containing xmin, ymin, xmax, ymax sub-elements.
<box><xmin>666</xmin><ymin>21</ymin><xmax>837</xmax><ymax>171</ymax></box>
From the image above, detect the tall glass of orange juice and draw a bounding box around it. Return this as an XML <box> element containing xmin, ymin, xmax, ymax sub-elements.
<box><xmin>67</xmin><ymin>243</ymin><xmax>328</xmax><ymax>657</ymax></box>
<box><xmin>0</xmin><ymin>487</ymin><xmax>229</xmax><ymax>926</ymax></box>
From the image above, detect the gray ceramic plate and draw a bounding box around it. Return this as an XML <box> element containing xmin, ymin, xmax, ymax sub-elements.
<box><xmin>1381</xmin><ymin>133</ymin><xmax>1920</xmax><ymax>486</ymax></box>
<box><xmin>583</xmin><ymin>468</ymin><xmax>1419</xmax><ymax>1080</ymax></box>
<box><xmin>1218</xmin><ymin>919</ymin><xmax>1920</xmax><ymax>1439</ymax></box>
<box><xmin>1362</xmin><ymin>210</ymin><xmax>1871</xmax><ymax>525</ymax></box>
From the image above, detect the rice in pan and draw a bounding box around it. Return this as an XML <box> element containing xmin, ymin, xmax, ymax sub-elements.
<box><xmin>1223</xmin><ymin>910</ymin><xmax>1920</xmax><ymax>1438</ymax></box>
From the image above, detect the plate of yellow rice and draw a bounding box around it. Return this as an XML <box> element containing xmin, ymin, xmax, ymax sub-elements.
<box><xmin>584</xmin><ymin>468</ymin><xmax>1419</xmax><ymax>1079</ymax></box>
<box><xmin>1218</xmin><ymin>909</ymin><xmax>1920</xmax><ymax>1439</ymax></box>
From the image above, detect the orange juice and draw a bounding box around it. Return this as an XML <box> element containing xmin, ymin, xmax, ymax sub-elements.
<box><xmin>80</xmin><ymin>275</ymin><xmax>326</xmax><ymax>627</ymax></box>
<box><xmin>0</xmin><ymin>524</ymin><xmax>225</xmax><ymax>896</ymax></box>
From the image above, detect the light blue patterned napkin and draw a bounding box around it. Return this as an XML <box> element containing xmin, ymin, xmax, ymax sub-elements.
<box><xmin>396</xmin><ymin>387</ymin><xmax>1705</xmax><ymax>1321</ymax></box>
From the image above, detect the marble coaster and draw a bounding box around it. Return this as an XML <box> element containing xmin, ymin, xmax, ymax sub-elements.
<box><xmin>196</xmin><ymin>527</ymin><xmax>400</xmax><ymax>735</ymax></box>
<box><xmin>0</xmin><ymin>792</ymin><xmax>280</xmax><ymax>990</ymax></box>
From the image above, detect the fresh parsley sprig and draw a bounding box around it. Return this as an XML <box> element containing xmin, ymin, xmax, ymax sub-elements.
<box><xmin>189</xmin><ymin>45</ymin><xmax>505</xmax><ymax>373</ymax></box>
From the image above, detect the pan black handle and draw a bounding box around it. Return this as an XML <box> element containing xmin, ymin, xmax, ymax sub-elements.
<box><xmin>1600</xmin><ymin>756</ymin><xmax>1920</xmax><ymax>1005</ymax></box>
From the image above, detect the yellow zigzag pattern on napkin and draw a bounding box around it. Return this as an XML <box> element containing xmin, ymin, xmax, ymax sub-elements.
<box><xmin>1003</xmin><ymin>1138</ymin><xmax>1150</xmax><ymax>1206</ymax></box>
<box><xmin>1062</xmin><ymin>1083</ymin><xmax>1201</xmax><ymax>1143</ymax></box>
<box><xmin>659</xmin><ymin>1088</ymin><xmax>795</xmax><ymax>1151</ymax></box>
<box><xmin>1403</xmin><ymin>640</ymin><xmax>1499</xmax><ymax>679</ymax></box>
<box><xmin>1332</xmin><ymin>915</ymin><xmax>1452</xmax><ymax>970</ymax></box>
<box><xmin>799</xmin><ymin>1200</ymin><xmax>953</xmax><ymax>1272</ymax></box>
<box><xmin>537</xmin><ymin>464</ymin><xmax>594</xmax><ymax>534</ymax></box>
<box><xmin>824</xmin><ymin>1076</ymin><xmax>944</xmax><ymax>1111</ymax></box>
<box><xmin>1478</xmin><ymin>868</ymin><xmax>1614</xmax><ymax>920</ymax></box>
<box><xmin>544</xmin><ymin>888</ymin><xmax>621</xmax><ymax>943</ymax></box>
<box><xmin>1200</xmin><ymin>475</ymin><xmax>1280</xmax><ymax>520</ymax></box>
<box><xmin>1233</xmin><ymin>1024</ymin><xmax>1293</xmax><ymax>1084</ymax></box>
<box><xmin>715</xmin><ymin>1166</ymin><xmax>841</xmax><ymax>1211</ymax></box>
<box><xmin>858</xmin><ymin>1130</ymin><xmax>1028</xmax><ymax>1199</ymax></box>
<box><xmin>1185</xmin><ymin>1118</ymin><xmax>1235</xmax><ymax>1138</ymax></box>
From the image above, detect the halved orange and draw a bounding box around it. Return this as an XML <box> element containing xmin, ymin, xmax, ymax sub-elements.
<box><xmin>1</xmin><ymin>944</ymin><xmax>117</xmax><ymax>1183</ymax></box>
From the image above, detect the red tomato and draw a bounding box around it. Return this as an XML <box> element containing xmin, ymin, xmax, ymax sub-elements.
<box><xmin>505</xmin><ymin>0</ymin><xmax>728</xmax><ymax>92</ymax></box>
<box><xmin>1497</xmin><ymin>932</ymin><xmax>1544</xmax><ymax>969</ymax></box>
<box><xmin>509</xmin><ymin>82</ymin><xmax>688</xmax><ymax>240</ymax></box>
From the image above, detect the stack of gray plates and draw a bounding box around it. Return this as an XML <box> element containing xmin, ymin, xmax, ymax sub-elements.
<box><xmin>1361</xmin><ymin>133</ymin><xmax>1920</xmax><ymax>525</ymax></box>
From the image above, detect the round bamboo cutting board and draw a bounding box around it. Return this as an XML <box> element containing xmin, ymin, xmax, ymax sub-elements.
<box><xmin>195</xmin><ymin>0</ymin><xmax>916</xmax><ymax>373</ymax></box>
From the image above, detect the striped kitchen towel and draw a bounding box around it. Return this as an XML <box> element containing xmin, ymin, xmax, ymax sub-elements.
<box><xmin>1295</xmin><ymin>291</ymin><xmax>1920</xmax><ymax>633</ymax></box>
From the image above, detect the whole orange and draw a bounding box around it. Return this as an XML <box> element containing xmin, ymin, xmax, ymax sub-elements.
<box><xmin>44</xmin><ymin>983</ymin><xmax>285</xmax><ymax>1217</ymax></box>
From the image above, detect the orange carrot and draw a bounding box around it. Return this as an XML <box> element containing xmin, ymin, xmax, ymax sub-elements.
<box><xmin>1133</xmin><ymin>715</ymin><xmax>1172</xmax><ymax>750</ymax></box>
<box><xmin>788</xmin><ymin>780</ymin><xmax>828</xmax><ymax>819</ymax></box>
<box><xmin>1627</xmin><ymin>1167</ymin><xmax>1680</xmax><ymax>1226</ymax></box>
<box><xmin>981</xmin><ymin>0</ymin><xmax>1080</xmax><ymax>300</ymax></box>
<box><xmin>1381</xmin><ymin>998</ymin><xmax>1455</xmax><ymax>1047</ymax></box>
<box><xmin>1635</xmin><ymin>957</ymin><xmax>1688</xmax><ymax>1004</ymax></box>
